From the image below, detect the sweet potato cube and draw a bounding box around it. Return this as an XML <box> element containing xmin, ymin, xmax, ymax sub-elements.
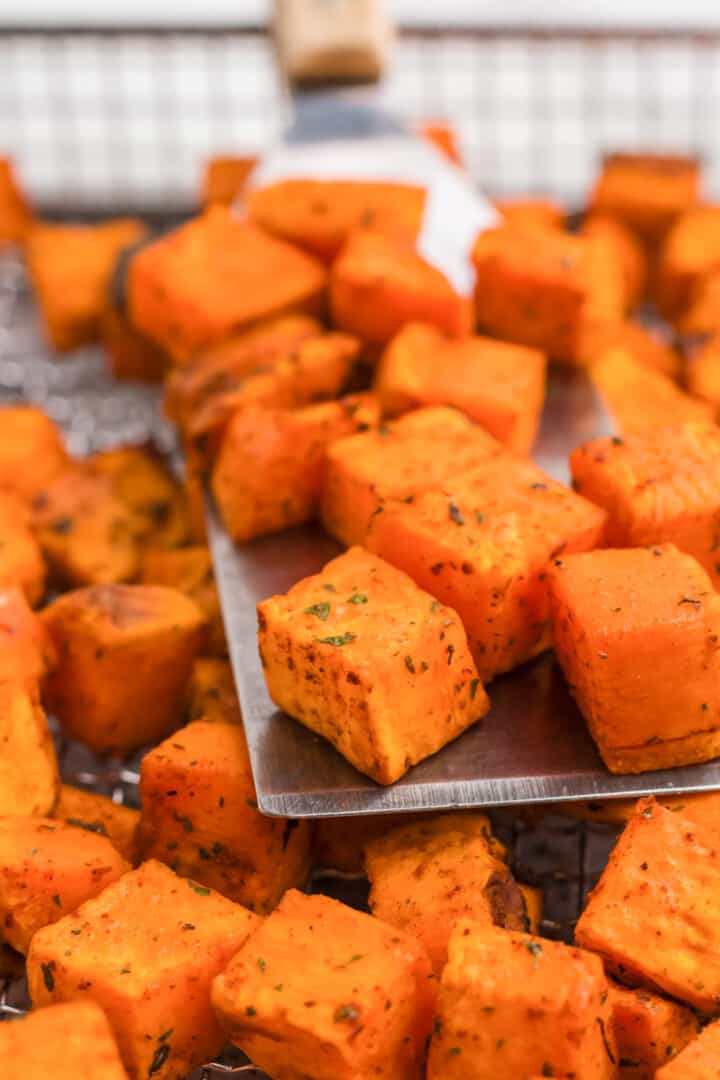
<box><xmin>0</xmin><ymin>817</ymin><xmax>129</xmax><ymax>953</ymax></box>
<box><xmin>0</xmin><ymin>158</ymin><xmax>32</xmax><ymax>247</ymax></box>
<box><xmin>550</xmin><ymin>546</ymin><xmax>720</xmax><ymax>772</ymax></box>
<box><xmin>657</xmin><ymin>205</ymin><xmax>720</xmax><ymax>320</ymax></box>
<box><xmin>581</xmin><ymin>212</ymin><xmax>648</xmax><ymax>310</ymax></box>
<box><xmin>427</xmin><ymin>921</ymin><xmax>615</xmax><ymax>1080</ymax></box>
<box><xmin>494</xmin><ymin>195</ymin><xmax>565</xmax><ymax>231</ymax></box>
<box><xmin>185</xmin><ymin>657</ymin><xmax>241</xmax><ymax>725</ymax></box>
<box><xmin>312</xmin><ymin>812</ymin><xmax>426</xmax><ymax>874</ymax></box>
<box><xmin>140</xmin><ymin>545</ymin><xmax>226</xmax><ymax>656</ymax></box>
<box><xmin>248</xmin><ymin>178</ymin><xmax>425</xmax><ymax>261</ymax></box>
<box><xmin>212</xmin><ymin>393</ymin><xmax>380</xmax><ymax>542</ymax></box>
<box><xmin>376</xmin><ymin>323</ymin><xmax>546</xmax><ymax>455</ymax></box>
<box><xmin>544</xmin><ymin>790</ymin><xmax>720</xmax><ymax>829</ymax></box>
<box><xmin>331</xmin><ymin>228</ymin><xmax>473</xmax><ymax>347</ymax></box>
<box><xmin>472</xmin><ymin>223</ymin><xmax>623</xmax><ymax>364</ymax></box>
<box><xmin>0</xmin><ymin>586</ymin><xmax>56</xmax><ymax>685</ymax></box>
<box><xmin>0</xmin><ymin>405</ymin><xmax>68</xmax><ymax>503</ymax></box>
<box><xmin>28</xmin><ymin>859</ymin><xmax>259</xmax><ymax>1080</ymax></box>
<box><xmin>0</xmin><ymin>1001</ymin><xmax>128</xmax><ymax>1080</ymax></box>
<box><xmin>212</xmin><ymin>888</ymin><xmax>435</xmax><ymax>1080</ymax></box>
<box><xmin>101</xmin><ymin>303</ymin><xmax>168</xmax><ymax>382</ymax></box>
<box><xmin>680</xmin><ymin>268</ymin><xmax>720</xmax><ymax>336</ymax></box>
<box><xmin>591</xmin><ymin>347</ymin><xmax>713</xmax><ymax>434</ymax></box>
<box><xmin>139</xmin><ymin>720</ymin><xmax>310</xmax><ymax>912</ymax></box>
<box><xmin>26</xmin><ymin>218</ymin><xmax>144</xmax><ymax>351</ymax></box>
<box><xmin>590</xmin><ymin>152</ymin><xmax>700</xmax><ymax>244</ymax></box>
<box><xmin>656</xmin><ymin>1019</ymin><xmax>720</xmax><ymax>1079</ymax></box>
<box><xmin>42</xmin><ymin>584</ymin><xmax>207</xmax><ymax>754</ymax></box>
<box><xmin>365</xmin><ymin>812</ymin><xmax>528</xmax><ymax>973</ymax></box>
<box><xmin>599</xmin><ymin>319</ymin><xmax>680</xmax><ymax>378</ymax></box>
<box><xmin>609</xmin><ymin>983</ymin><xmax>699</xmax><ymax>1079</ymax></box>
<box><xmin>53</xmin><ymin>785</ymin><xmax>139</xmax><ymax>865</ymax></box>
<box><xmin>0</xmin><ymin>493</ymin><xmax>46</xmax><ymax>605</ymax></box>
<box><xmin>321</xmin><ymin>405</ymin><xmax>504</xmax><ymax>547</ymax></box>
<box><xmin>0</xmin><ymin>682</ymin><xmax>58</xmax><ymax>816</ymax></box>
<box><xmin>201</xmin><ymin>154</ymin><xmax>257</xmax><ymax>207</ymax></box>
<box><xmin>687</xmin><ymin>335</ymin><xmax>720</xmax><ymax>414</ymax></box>
<box><xmin>571</xmin><ymin>423</ymin><xmax>720</xmax><ymax>587</ymax></box>
<box><xmin>367</xmin><ymin>455</ymin><xmax>606</xmax><ymax>681</ymax></box>
<box><xmin>89</xmin><ymin>444</ymin><xmax>189</xmax><ymax>550</ymax></box>
<box><xmin>128</xmin><ymin>207</ymin><xmax>327</xmax><ymax>363</ymax></box>
<box><xmin>258</xmin><ymin>546</ymin><xmax>487</xmax><ymax>784</ymax></box>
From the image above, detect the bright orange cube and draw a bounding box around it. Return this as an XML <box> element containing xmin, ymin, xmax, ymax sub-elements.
<box><xmin>581</xmin><ymin>212</ymin><xmax>648</xmax><ymax>310</ymax></box>
<box><xmin>52</xmin><ymin>784</ymin><xmax>139</xmax><ymax>865</ymax></box>
<box><xmin>609</xmin><ymin>983</ymin><xmax>699</xmax><ymax>1079</ymax></box>
<box><xmin>140</xmin><ymin>545</ymin><xmax>226</xmax><ymax>656</ymax></box>
<box><xmin>591</xmin><ymin>347</ymin><xmax>713</xmax><ymax>434</ymax></box>
<box><xmin>687</xmin><ymin>335</ymin><xmax>720</xmax><ymax>414</ymax></box>
<box><xmin>0</xmin><ymin>405</ymin><xmax>68</xmax><ymax>504</ymax></box>
<box><xmin>0</xmin><ymin>158</ymin><xmax>32</xmax><ymax>247</ymax></box>
<box><xmin>656</xmin><ymin>1019</ymin><xmax>720</xmax><ymax>1079</ymax></box>
<box><xmin>590</xmin><ymin>151</ymin><xmax>700</xmax><ymax>243</ymax></box>
<box><xmin>101</xmin><ymin>304</ymin><xmax>168</xmax><ymax>382</ymax></box>
<box><xmin>657</xmin><ymin>204</ymin><xmax>720</xmax><ymax>320</ymax></box>
<box><xmin>0</xmin><ymin>492</ymin><xmax>46</xmax><ymax>605</ymax></box>
<box><xmin>494</xmin><ymin>195</ymin><xmax>565</xmax><ymax>231</ymax></box>
<box><xmin>0</xmin><ymin>1001</ymin><xmax>128</xmax><ymax>1080</ymax></box>
<box><xmin>0</xmin><ymin>585</ymin><xmax>56</xmax><ymax>686</ymax></box>
<box><xmin>0</xmin><ymin>682</ymin><xmax>58</xmax><ymax>817</ymax></box>
<box><xmin>201</xmin><ymin>154</ymin><xmax>257</xmax><ymax>207</ymax></box>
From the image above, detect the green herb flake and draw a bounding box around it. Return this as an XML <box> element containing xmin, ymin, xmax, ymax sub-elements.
<box><xmin>475</xmin><ymin>512</ymin><xmax>485</xmax><ymax>524</ymax></box>
<box><xmin>421</xmin><ymin>660</ymin><xmax>429</xmax><ymax>671</ymax></box>
<box><xmin>542</xmin><ymin>1065</ymin><xmax>555</xmax><ymax>1077</ymax></box>
<box><xmin>526</xmin><ymin>941</ymin><xmax>543</xmax><ymax>968</ymax></box>
<box><xmin>316</xmin><ymin>632</ymin><xmax>356</xmax><ymax>647</ymax></box>
<box><xmin>149</xmin><ymin>1043</ymin><xmax>170</xmax><ymax>1075</ymax></box>
<box><xmin>448</xmin><ymin>502</ymin><xmax>465</xmax><ymax>526</ymax></box>
<box><xmin>322</xmin><ymin>583</ymin><xmax>336</xmax><ymax>592</ymax></box>
<box><xmin>41</xmin><ymin>961</ymin><xmax>55</xmax><ymax>992</ymax></box>
<box><xmin>188</xmin><ymin>881</ymin><xmax>211</xmax><ymax>896</ymax></box>
<box><xmin>304</xmin><ymin>602</ymin><xmax>331</xmax><ymax>621</ymax></box>
<box><xmin>257</xmin><ymin>957</ymin><xmax>267</xmax><ymax>972</ymax></box>
<box><xmin>334</xmin><ymin>1004</ymin><xmax>360</xmax><ymax>1023</ymax></box>
<box><xmin>246</xmin><ymin>1006</ymin><xmax>257</xmax><ymax>1016</ymax></box>
<box><xmin>430</xmin><ymin>600</ymin><xmax>441</xmax><ymax>613</ymax></box>
<box><xmin>348</xmin><ymin>593</ymin><xmax>368</xmax><ymax>605</ymax></box>
<box><xmin>274</xmin><ymin>983</ymin><xmax>284</xmax><ymax>992</ymax></box>
<box><xmin>469</xmin><ymin>678</ymin><xmax>480</xmax><ymax>701</ymax></box>
<box><xmin>158</xmin><ymin>1029</ymin><xmax>173</xmax><ymax>1044</ymax></box>
<box><xmin>182</xmin><ymin>923</ymin><xmax>195</xmax><ymax>931</ymax></box>
<box><xmin>174</xmin><ymin>813</ymin><xmax>193</xmax><ymax>833</ymax></box>
<box><xmin>450</xmin><ymin>1047</ymin><xmax>462</xmax><ymax>1056</ymax></box>
<box><xmin>404</xmin><ymin>656</ymin><xmax>416</xmax><ymax>674</ymax></box>
<box><xmin>52</xmin><ymin>894</ymin><xmax>61</xmax><ymax>908</ymax></box>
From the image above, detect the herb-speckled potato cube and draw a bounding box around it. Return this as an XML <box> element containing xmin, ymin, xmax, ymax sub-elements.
<box><xmin>258</xmin><ymin>546</ymin><xmax>488</xmax><ymax>785</ymax></box>
<box><xmin>590</xmin><ymin>152</ymin><xmax>700</xmax><ymax>245</ymax></box>
<box><xmin>0</xmin><ymin>1001</ymin><xmax>129</xmax><ymax>1080</ymax></box>
<box><xmin>0</xmin><ymin>405</ymin><xmax>68</xmax><ymax>504</ymax></box>
<box><xmin>42</xmin><ymin>584</ymin><xmax>207</xmax><ymax>754</ymax></box>
<box><xmin>655</xmin><ymin>1018</ymin><xmax>720</xmax><ymax>1079</ymax></box>
<box><xmin>609</xmin><ymin>982</ymin><xmax>699</xmax><ymax>1079</ymax></box>
<box><xmin>52</xmin><ymin>784</ymin><xmax>139</xmax><ymax>865</ymax></box>
<box><xmin>89</xmin><ymin>444</ymin><xmax>189</xmax><ymax>550</ymax></box>
<box><xmin>185</xmin><ymin>657</ymin><xmax>241</xmax><ymax>725</ymax></box>
<box><xmin>0</xmin><ymin>681</ymin><xmax>58</xmax><ymax>817</ymax></box>
<box><xmin>28</xmin><ymin>859</ymin><xmax>259</xmax><ymax>1080</ymax></box>
<box><xmin>212</xmin><ymin>888</ymin><xmax>436</xmax><ymax>1080</ymax></box>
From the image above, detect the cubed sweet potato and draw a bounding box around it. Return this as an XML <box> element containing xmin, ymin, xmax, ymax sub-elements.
<box><xmin>571</xmin><ymin>422</ymin><xmax>720</xmax><ymax>587</ymax></box>
<box><xmin>42</xmin><ymin>583</ymin><xmax>207</xmax><ymax>754</ymax></box>
<box><xmin>138</xmin><ymin>720</ymin><xmax>310</xmax><ymax>912</ymax></box>
<box><xmin>680</xmin><ymin>268</ymin><xmax>720</xmax><ymax>335</ymax></box>
<box><xmin>576</xmin><ymin>798</ymin><xmax>720</xmax><ymax>1013</ymax></box>
<box><xmin>258</xmin><ymin>546</ymin><xmax>487</xmax><ymax>784</ymax></box>
<box><xmin>427</xmin><ymin>921</ymin><xmax>615</xmax><ymax>1080</ymax></box>
<box><xmin>0</xmin><ymin>405</ymin><xmax>68</xmax><ymax>503</ymax></box>
<box><xmin>581</xmin><ymin>212</ymin><xmax>648</xmax><ymax>310</ymax></box>
<box><xmin>655</xmin><ymin>1018</ymin><xmax>720</xmax><ymax>1079</ymax></box>
<box><xmin>590</xmin><ymin>152</ymin><xmax>700</xmax><ymax>244</ymax></box>
<box><xmin>321</xmin><ymin>405</ymin><xmax>504</xmax><ymax>547</ymax></box>
<box><xmin>0</xmin><ymin>1000</ymin><xmax>129</xmax><ymax>1079</ymax></box>
<box><xmin>544</xmin><ymin>790</ymin><xmax>720</xmax><ymax>829</ymax></box>
<box><xmin>471</xmin><ymin>223</ymin><xmax>623</xmax><ymax>364</ymax></box>
<box><xmin>0</xmin><ymin>585</ymin><xmax>56</xmax><ymax>686</ymax></box>
<box><xmin>609</xmin><ymin>982</ymin><xmax>699</xmax><ymax>1079</ymax></box>
<box><xmin>0</xmin><ymin>816</ymin><xmax>129</xmax><ymax>953</ymax></box>
<box><xmin>212</xmin><ymin>393</ymin><xmax>380</xmax><ymax>542</ymax></box>
<box><xmin>376</xmin><ymin>323</ymin><xmax>546</xmax><ymax>454</ymax></box>
<box><xmin>687</xmin><ymin>335</ymin><xmax>720</xmax><ymax>414</ymax></box>
<box><xmin>201</xmin><ymin>154</ymin><xmax>257</xmax><ymax>207</ymax></box>
<box><xmin>101</xmin><ymin>303</ymin><xmax>169</xmax><ymax>382</ymax></box>
<box><xmin>140</xmin><ymin>546</ymin><xmax>226</xmax><ymax>656</ymax></box>
<box><xmin>89</xmin><ymin>444</ymin><xmax>189</xmax><ymax>551</ymax></box>
<box><xmin>185</xmin><ymin>657</ymin><xmax>241</xmax><ymax>725</ymax></box>
<box><xmin>592</xmin><ymin>346</ymin><xmax>713</xmax><ymax>433</ymax></box>
<box><xmin>0</xmin><ymin>158</ymin><xmax>32</xmax><ymax>247</ymax></box>
<box><xmin>248</xmin><ymin>178</ymin><xmax>425</xmax><ymax>262</ymax></box>
<box><xmin>28</xmin><ymin>859</ymin><xmax>259</xmax><ymax>1080</ymax></box>
<box><xmin>212</xmin><ymin>888</ymin><xmax>435</xmax><ymax>1080</ymax></box>
<box><xmin>330</xmin><ymin>228</ymin><xmax>472</xmax><ymax>347</ymax></box>
<box><xmin>52</xmin><ymin>785</ymin><xmax>139</xmax><ymax>865</ymax></box>
<box><xmin>128</xmin><ymin>207</ymin><xmax>327</xmax><ymax>363</ymax></box>
<box><xmin>26</xmin><ymin>218</ymin><xmax>144</xmax><ymax>351</ymax></box>
<box><xmin>494</xmin><ymin>195</ymin><xmax>565</xmax><ymax>231</ymax></box>
<box><xmin>365</xmin><ymin>812</ymin><xmax>528</xmax><ymax>973</ymax></box>
<box><xmin>0</xmin><ymin>492</ymin><xmax>46</xmax><ymax>605</ymax></box>
<box><xmin>657</xmin><ymin>205</ymin><xmax>720</xmax><ymax>320</ymax></box>
<box><xmin>367</xmin><ymin>455</ymin><xmax>606</xmax><ymax>681</ymax></box>
<box><xmin>0</xmin><ymin>681</ymin><xmax>58</xmax><ymax>816</ymax></box>
<box><xmin>598</xmin><ymin>319</ymin><xmax>680</xmax><ymax>378</ymax></box>
<box><xmin>312</xmin><ymin>812</ymin><xmax>427</xmax><ymax>874</ymax></box>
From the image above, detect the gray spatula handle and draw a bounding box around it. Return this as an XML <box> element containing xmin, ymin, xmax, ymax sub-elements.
<box><xmin>272</xmin><ymin>0</ymin><xmax>392</xmax><ymax>85</ymax></box>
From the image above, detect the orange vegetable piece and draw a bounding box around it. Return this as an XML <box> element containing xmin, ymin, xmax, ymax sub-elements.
<box><xmin>376</xmin><ymin>322</ymin><xmax>546</xmax><ymax>455</ymax></box>
<box><xmin>680</xmin><ymin>267</ymin><xmax>720</xmax><ymax>335</ymax></box>
<box><xmin>609</xmin><ymin>982</ymin><xmax>699</xmax><ymax>1079</ymax></box>
<box><xmin>0</xmin><ymin>158</ymin><xmax>32</xmax><ymax>247</ymax></box>
<box><xmin>26</xmin><ymin>219</ymin><xmax>143</xmax><ymax>352</ymax></box>
<box><xmin>0</xmin><ymin>405</ymin><xmax>68</xmax><ymax>503</ymax></box>
<box><xmin>185</xmin><ymin>657</ymin><xmax>241</xmax><ymax>725</ymax></box>
<box><xmin>42</xmin><ymin>584</ymin><xmax>207</xmax><ymax>754</ymax></box>
<box><xmin>321</xmin><ymin>405</ymin><xmax>504</xmax><ymax>547</ymax></box>
<box><xmin>0</xmin><ymin>681</ymin><xmax>58</xmax><ymax>817</ymax></box>
<box><xmin>258</xmin><ymin>546</ymin><xmax>487</xmax><ymax>785</ymax></box>
<box><xmin>543</xmin><ymin>790</ymin><xmax>720</xmax><ymax>829</ymax></box>
<box><xmin>212</xmin><ymin>393</ymin><xmax>380</xmax><ymax>542</ymax></box>
<box><xmin>656</xmin><ymin>1018</ymin><xmax>720</xmax><ymax>1079</ymax></box>
<box><xmin>550</xmin><ymin>545</ymin><xmax>720</xmax><ymax>772</ymax></box>
<box><xmin>571</xmin><ymin>422</ymin><xmax>720</xmax><ymax>587</ymax></box>
<box><xmin>597</xmin><ymin>319</ymin><xmax>680</xmax><ymax>378</ymax></box>
<box><xmin>494</xmin><ymin>195</ymin><xmax>565</xmax><ymax>231</ymax></box>
<box><xmin>0</xmin><ymin>492</ymin><xmax>46</xmax><ymax>605</ymax></box>
<box><xmin>52</xmin><ymin>784</ymin><xmax>139</xmax><ymax>865</ymax></box>
<box><xmin>581</xmin><ymin>212</ymin><xmax>648</xmax><ymax>310</ymax></box>
<box><xmin>0</xmin><ymin>816</ymin><xmax>129</xmax><ymax>953</ymax></box>
<box><xmin>0</xmin><ymin>1000</ymin><xmax>129</xmax><ymax>1080</ymax></box>
<box><xmin>687</xmin><ymin>335</ymin><xmax>720</xmax><ymax>415</ymax></box>
<box><xmin>140</xmin><ymin>545</ymin><xmax>226</xmax><ymax>656</ymax></box>
<box><xmin>201</xmin><ymin>154</ymin><xmax>257</xmax><ymax>207</ymax></box>
<box><xmin>576</xmin><ymin>798</ymin><xmax>720</xmax><ymax>1013</ymax></box>
<box><xmin>27</xmin><ymin>859</ymin><xmax>260</xmax><ymax>1080</ymax></box>
<box><xmin>365</xmin><ymin>812</ymin><xmax>527</xmax><ymax>973</ymax></box>
<box><xmin>590</xmin><ymin>152</ymin><xmax>700</xmax><ymax>244</ymax></box>
<box><xmin>427</xmin><ymin>921</ymin><xmax>616</xmax><ymax>1080</ymax></box>
<box><xmin>312</xmin><ymin>812</ymin><xmax>427</xmax><ymax>874</ymax></box>
<box><xmin>330</xmin><ymin>228</ymin><xmax>473</xmax><ymax>347</ymax></box>
<box><xmin>101</xmin><ymin>303</ymin><xmax>168</xmax><ymax>382</ymax></box>
<box><xmin>212</xmin><ymin>888</ymin><xmax>436</xmax><ymax>1080</ymax></box>
<box><xmin>128</xmin><ymin>207</ymin><xmax>327</xmax><ymax>363</ymax></box>
<box><xmin>657</xmin><ymin>205</ymin><xmax>720</xmax><ymax>320</ymax></box>
<box><xmin>248</xmin><ymin>178</ymin><xmax>425</xmax><ymax>261</ymax></box>
<box><xmin>419</xmin><ymin>120</ymin><xmax>463</xmax><ymax>166</ymax></box>
<box><xmin>591</xmin><ymin>347</ymin><xmax>713</xmax><ymax>434</ymax></box>
<box><xmin>367</xmin><ymin>455</ymin><xmax>606</xmax><ymax>681</ymax></box>
<box><xmin>0</xmin><ymin>585</ymin><xmax>56</xmax><ymax>686</ymax></box>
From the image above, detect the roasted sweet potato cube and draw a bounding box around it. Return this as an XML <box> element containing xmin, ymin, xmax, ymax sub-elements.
<box><xmin>581</xmin><ymin>212</ymin><xmax>648</xmax><ymax>310</ymax></box>
<box><xmin>140</xmin><ymin>546</ymin><xmax>226</xmax><ymax>656</ymax></box>
<box><xmin>321</xmin><ymin>405</ymin><xmax>504</xmax><ymax>547</ymax></box>
<box><xmin>138</xmin><ymin>720</ymin><xmax>310</xmax><ymax>912</ymax></box>
<box><xmin>591</xmin><ymin>347</ymin><xmax>713</xmax><ymax>434</ymax></box>
<box><xmin>472</xmin><ymin>223</ymin><xmax>623</xmax><ymax>364</ymax></box>
<box><xmin>576</xmin><ymin>798</ymin><xmax>720</xmax><ymax>1013</ymax></box>
<box><xmin>544</xmin><ymin>790</ymin><xmax>720</xmax><ymax>829</ymax></box>
<box><xmin>367</xmin><ymin>456</ymin><xmax>606</xmax><ymax>681</ymax></box>
<box><xmin>101</xmin><ymin>303</ymin><xmax>168</xmax><ymax>382</ymax></box>
<box><xmin>550</xmin><ymin>546</ymin><xmax>720</xmax><ymax>772</ymax></box>
<box><xmin>687</xmin><ymin>335</ymin><xmax>720</xmax><ymax>414</ymax></box>
<box><xmin>657</xmin><ymin>205</ymin><xmax>720</xmax><ymax>320</ymax></box>
<box><xmin>420</xmin><ymin>120</ymin><xmax>464</xmax><ymax>165</ymax></box>
<box><xmin>609</xmin><ymin>983</ymin><xmax>699</xmax><ymax>1079</ymax></box>
<box><xmin>0</xmin><ymin>493</ymin><xmax>46</xmax><ymax>605</ymax></box>
<box><xmin>376</xmin><ymin>323</ymin><xmax>546</xmax><ymax>455</ymax></box>
<box><xmin>42</xmin><ymin>584</ymin><xmax>207</xmax><ymax>754</ymax></box>
<box><xmin>590</xmin><ymin>152</ymin><xmax>700</xmax><ymax>244</ymax></box>
<box><xmin>258</xmin><ymin>546</ymin><xmax>487</xmax><ymax>785</ymax></box>
<box><xmin>0</xmin><ymin>1000</ymin><xmax>128</xmax><ymax>1080</ymax></box>
<box><xmin>331</xmin><ymin>228</ymin><xmax>472</xmax><ymax>347</ymax></box>
<box><xmin>0</xmin><ymin>158</ymin><xmax>32</xmax><ymax>247</ymax></box>
<box><xmin>26</xmin><ymin>218</ymin><xmax>144</xmax><ymax>351</ymax></box>
<box><xmin>598</xmin><ymin>319</ymin><xmax>680</xmax><ymax>378</ymax></box>
<box><xmin>571</xmin><ymin>424</ymin><xmax>720</xmax><ymax>588</ymax></box>
<box><xmin>89</xmin><ymin>444</ymin><xmax>189</xmax><ymax>550</ymax></box>
<box><xmin>0</xmin><ymin>405</ymin><xmax>68</xmax><ymax>503</ymax></box>
<box><xmin>185</xmin><ymin>657</ymin><xmax>241</xmax><ymax>725</ymax></box>
<box><xmin>201</xmin><ymin>154</ymin><xmax>257</xmax><ymax>207</ymax></box>
<box><xmin>248</xmin><ymin>178</ymin><xmax>425</xmax><ymax>262</ymax></box>
<box><xmin>0</xmin><ymin>817</ymin><xmax>129</xmax><ymax>953</ymax></box>
<box><xmin>30</xmin><ymin>467</ymin><xmax>140</xmax><ymax>588</ymax></box>
<box><xmin>427</xmin><ymin>921</ymin><xmax>615</xmax><ymax>1080</ymax></box>
<box><xmin>52</xmin><ymin>785</ymin><xmax>139</xmax><ymax>865</ymax></box>
<box><xmin>212</xmin><ymin>393</ymin><xmax>380</xmax><ymax>542</ymax></box>
<box><xmin>494</xmin><ymin>195</ymin><xmax>565</xmax><ymax>231</ymax></box>
<box><xmin>212</xmin><ymin>888</ymin><xmax>435</xmax><ymax>1080</ymax></box>
<box><xmin>680</xmin><ymin>268</ymin><xmax>720</xmax><ymax>336</ymax></box>
<box><xmin>0</xmin><ymin>682</ymin><xmax>58</xmax><ymax>816</ymax></box>
<box><xmin>128</xmin><ymin>207</ymin><xmax>327</xmax><ymax>363</ymax></box>
<box><xmin>312</xmin><ymin>812</ymin><xmax>427</xmax><ymax>874</ymax></box>
<box><xmin>656</xmin><ymin>1019</ymin><xmax>720</xmax><ymax>1079</ymax></box>
<box><xmin>28</xmin><ymin>859</ymin><xmax>259</xmax><ymax>1080</ymax></box>
<box><xmin>0</xmin><ymin>586</ymin><xmax>56</xmax><ymax>685</ymax></box>
<box><xmin>365</xmin><ymin>812</ymin><xmax>528</xmax><ymax>973</ymax></box>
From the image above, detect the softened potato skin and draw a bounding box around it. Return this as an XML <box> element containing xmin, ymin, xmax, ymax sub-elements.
<box><xmin>0</xmin><ymin>1000</ymin><xmax>129</xmax><ymax>1080</ymax></box>
<box><xmin>0</xmin><ymin>681</ymin><xmax>58</xmax><ymax>817</ymax></box>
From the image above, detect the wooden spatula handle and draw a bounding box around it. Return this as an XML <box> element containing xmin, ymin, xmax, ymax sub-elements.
<box><xmin>273</xmin><ymin>0</ymin><xmax>392</xmax><ymax>86</ymax></box>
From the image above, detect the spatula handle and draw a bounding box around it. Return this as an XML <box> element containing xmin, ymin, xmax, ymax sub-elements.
<box><xmin>272</xmin><ymin>0</ymin><xmax>392</xmax><ymax>86</ymax></box>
